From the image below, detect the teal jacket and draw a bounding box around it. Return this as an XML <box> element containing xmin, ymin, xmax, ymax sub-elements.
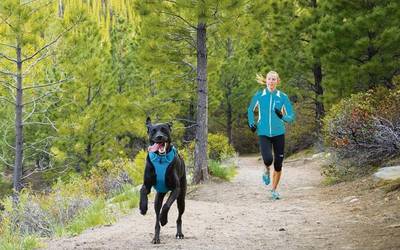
<box><xmin>247</xmin><ymin>88</ymin><xmax>295</xmax><ymax>137</ymax></box>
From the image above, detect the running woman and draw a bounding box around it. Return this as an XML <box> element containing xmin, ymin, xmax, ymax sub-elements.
<box><xmin>247</xmin><ymin>71</ymin><xmax>295</xmax><ymax>200</ymax></box>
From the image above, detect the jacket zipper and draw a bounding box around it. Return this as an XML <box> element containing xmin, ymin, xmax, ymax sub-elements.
<box><xmin>269</xmin><ymin>92</ymin><xmax>272</xmax><ymax>136</ymax></box>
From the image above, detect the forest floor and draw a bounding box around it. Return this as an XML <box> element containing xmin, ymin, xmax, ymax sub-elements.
<box><xmin>44</xmin><ymin>154</ymin><xmax>400</xmax><ymax>250</ymax></box>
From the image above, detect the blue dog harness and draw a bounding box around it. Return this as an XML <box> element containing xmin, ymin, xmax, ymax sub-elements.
<box><xmin>149</xmin><ymin>146</ymin><xmax>177</xmax><ymax>193</ymax></box>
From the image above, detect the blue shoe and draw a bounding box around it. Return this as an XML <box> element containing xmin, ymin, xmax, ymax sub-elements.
<box><xmin>271</xmin><ymin>190</ymin><xmax>280</xmax><ymax>200</ymax></box>
<box><xmin>262</xmin><ymin>173</ymin><xmax>270</xmax><ymax>186</ymax></box>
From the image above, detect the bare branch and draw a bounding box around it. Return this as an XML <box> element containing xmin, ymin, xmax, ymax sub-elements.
<box><xmin>0</xmin><ymin>42</ymin><xmax>16</xmax><ymax>49</ymax></box>
<box><xmin>23</xmin><ymin>90</ymin><xmax>58</xmax><ymax>106</ymax></box>
<box><xmin>1</xmin><ymin>125</ymin><xmax>15</xmax><ymax>150</ymax></box>
<box><xmin>0</xmin><ymin>15</ymin><xmax>15</xmax><ymax>30</ymax></box>
<box><xmin>0</xmin><ymin>52</ymin><xmax>17</xmax><ymax>63</ymax></box>
<box><xmin>23</xmin><ymin>99</ymin><xmax>37</xmax><ymax>122</ymax></box>
<box><xmin>23</xmin><ymin>78</ymin><xmax>70</xmax><ymax>90</ymax></box>
<box><xmin>0</xmin><ymin>69</ymin><xmax>16</xmax><ymax>77</ymax></box>
<box><xmin>0</xmin><ymin>79</ymin><xmax>16</xmax><ymax>89</ymax></box>
<box><xmin>0</xmin><ymin>96</ymin><xmax>15</xmax><ymax>105</ymax></box>
<box><xmin>23</xmin><ymin>121</ymin><xmax>54</xmax><ymax>126</ymax></box>
<box><xmin>22</xmin><ymin>24</ymin><xmax>76</xmax><ymax>63</ymax></box>
<box><xmin>159</xmin><ymin>11</ymin><xmax>197</xmax><ymax>29</ymax></box>
<box><xmin>22</xmin><ymin>50</ymin><xmax>51</xmax><ymax>76</ymax></box>
<box><xmin>0</xmin><ymin>154</ymin><xmax>13</xmax><ymax>168</ymax></box>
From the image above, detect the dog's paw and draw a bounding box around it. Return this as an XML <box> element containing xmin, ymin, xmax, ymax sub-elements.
<box><xmin>139</xmin><ymin>207</ymin><xmax>147</xmax><ymax>215</ymax></box>
<box><xmin>160</xmin><ymin>207</ymin><xmax>169</xmax><ymax>226</ymax></box>
<box><xmin>176</xmin><ymin>233</ymin><xmax>184</xmax><ymax>239</ymax></box>
<box><xmin>151</xmin><ymin>237</ymin><xmax>160</xmax><ymax>244</ymax></box>
<box><xmin>139</xmin><ymin>202</ymin><xmax>148</xmax><ymax>215</ymax></box>
<box><xmin>139</xmin><ymin>201</ymin><xmax>147</xmax><ymax>215</ymax></box>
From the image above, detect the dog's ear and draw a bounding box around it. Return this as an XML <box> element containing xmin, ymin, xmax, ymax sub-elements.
<box><xmin>146</xmin><ymin>117</ymin><xmax>152</xmax><ymax>132</ymax></box>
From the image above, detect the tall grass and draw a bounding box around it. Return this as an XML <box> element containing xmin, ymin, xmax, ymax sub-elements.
<box><xmin>66</xmin><ymin>199</ymin><xmax>115</xmax><ymax>236</ymax></box>
<box><xmin>0</xmin><ymin>184</ymin><xmax>140</xmax><ymax>250</ymax></box>
<box><xmin>208</xmin><ymin>160</ymin><xmax>237</xmax><ymax>181</ymax></box>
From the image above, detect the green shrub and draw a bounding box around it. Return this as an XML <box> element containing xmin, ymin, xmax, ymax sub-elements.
<box><xmin>109</xmin><ymin>185</ymin><xmax>140</xmax><ymax>212</ymax></box>
<box><xmin>66</xmin><ymin>199</ymin><xmax>115</xmax><ymax>236</ymax></box>
<box><xmin>323</xmin><ymin>87</ymin><xmax>400</xmax><ymax>167</ymax></box>
<box><xmin>0</xmin><ymin>191</ymin><xmax>46</xmax><ymax>250</ymax></box>
<box><xmin>208</xmin><ymin>133</ymin><xmax>235</xmax><ymax>161</ymax></box>
<box><xmin>0</xmin><ymin>176</ymin><xmax>12</xmax><ymax>199</ymax></box>
<box><xmin>0</xmin><ymin>234</ymin><xmax>41</xmax><ymax>250</ymax></box>
<box><xmin>132</xmin><ymin>150</ymin><xmax>147</xmax><ymax>185</ymax></box>
<box><xmin>208</xmin><ymin>160</ymin><xmax>237</xmax><ymax>181</ymax></box>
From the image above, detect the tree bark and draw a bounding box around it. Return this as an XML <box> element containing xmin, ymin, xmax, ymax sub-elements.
<box><xmin>13</xmin><ymin>43</ymin><xmax>23</xmax><ymax>193</ymax></box>
<box><xmin>193</xmin><ymin>22</ymin><xmax>208</xmax><ymax>184</ymax></box>
<box><xmin>225</xmin><ymin>38</ymin><xmax>233</xmax><ymax>145</ymax></box>
<box><xmin>313</xmin><ymin>60</ymin><xmax>325</xmax><ymax>137</ymax></box>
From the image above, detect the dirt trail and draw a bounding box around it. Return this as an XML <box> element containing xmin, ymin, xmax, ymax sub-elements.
<box><xmin>45</xmin><ymin>155</ymin><xmax>400</xmax><ymax>250</ymax></box>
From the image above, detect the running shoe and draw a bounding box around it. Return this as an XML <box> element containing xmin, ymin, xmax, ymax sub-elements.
<box><xmin>262</xmin><ymin>173</ymin><xmax>270</xmax><ymax>186</ymax></box>
<box><xmin>271</xmin><ymin>190</ymin><xmax>280</xmax><ymax>200</ymax></box>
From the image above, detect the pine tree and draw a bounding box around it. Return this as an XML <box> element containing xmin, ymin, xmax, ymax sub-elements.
<box><xmin>136</xmin><ymin>0</ymin><xmax>245</xmax><ymax>184</ymax></box>
<box><xmin>319</xmin><ymin>0</ymin><xmax>400</xmax><ymax>93</ymax></box>
<box><xmin>0</xmin><ymin>0</ymin><xmax>74</xmax><ymax>195</ymax></box>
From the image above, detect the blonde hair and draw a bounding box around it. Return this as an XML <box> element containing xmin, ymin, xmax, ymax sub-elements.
<box><xmin>256</xmin><ymin>71</ymin><xmax>280</xmax><ymax>85</ymax></box>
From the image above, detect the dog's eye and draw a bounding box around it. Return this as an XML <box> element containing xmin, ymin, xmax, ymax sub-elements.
<box><xmin>160</xmin><ymin>127</ymin><xmax>166</xmax><ymax>133</ymax></box>
<box><xmin>152</xmin><ymin>128</ymin><xmax>156</xmax><ymax>134</ymax></box>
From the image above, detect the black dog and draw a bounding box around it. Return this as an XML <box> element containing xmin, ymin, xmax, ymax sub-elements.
<box><xmin>139</xmin><ymin>117</ymin><xmax>187</xmax><ymax>244</ymax></box>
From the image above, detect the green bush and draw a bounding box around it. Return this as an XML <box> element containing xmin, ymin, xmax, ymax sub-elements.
<box><xmin>0</xmin><ymin>166</ymin><xmax>141</xmax><ymax>249</ymax></box>
<box><xmin>208</xmin><ymin>160</ymin><xmax>237</xmax><ymax>181</ymax></box>
<box><xmin>109</xmin><ymin>185</ymin><xmax>140</xmax><ymax>212</ymax></box>
<box><xmin>208</xmin><ymin>133</ymin><xmax>236</xmax><ymax>161</ymax></box>
<box><xmin>66</xmin><ymin>199</ymin><xmax>115</xmax><ymax>236</ymax></box>
<box><xmin>323</xmin><ymin>87</ymin><xmax>400</xmax><ymax>167</ymax></box>
<box><xmin>0</xmin><ymin>176</ymin><xmax>12</xmax><ymax>199</ymax></box>
<box><xmin>0</xmin><ymin>191</ymin><xmax>46</xmax><ymax>250</ymax></box>
<box><xmin>132</xmin><ymin>150</ymin><xmax>147</xmax><ymax>185</ymax></box>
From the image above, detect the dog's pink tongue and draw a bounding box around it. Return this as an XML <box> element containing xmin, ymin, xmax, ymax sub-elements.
<box><xmin>148</xmin><ymin>143</ymin><xmax>162</xmax><ymax>152</ymax></box>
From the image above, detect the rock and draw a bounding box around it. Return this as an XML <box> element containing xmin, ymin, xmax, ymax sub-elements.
<box><xmin>278</xmin><ymin>228</ymin><xmax>286</xmax><ymax>231</ymax></box>
<box><xmin>387</xmin><ymin>224</ymin><xmax>400</xmax><ymax>229</ymax></box>
<box><xmin>373</xmin><ymin>166</ymin><xmax>400</xmax><ymax>182</ymax></box>
<box><xmin>311</xmin><ymin>152</ymin><xmax>324</xmax><ymax>159</ymax></box>
<box><xmin>349</xmin><ymin>198</ymin><xmax>359</xmax><ymax>203</ymax></box>
<box><xmin>294</xmin><ymin>186</ymin><xmax>315</xmax><ymax>191</ymax></box>
<box><xmin>342</xmin><ymin>196</ymin><xmax>357</xmax><ymax>202</ymax></box>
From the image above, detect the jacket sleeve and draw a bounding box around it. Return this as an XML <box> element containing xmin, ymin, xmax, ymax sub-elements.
<box><xmin>247</xmin><ymin>91</ymin><xmax>259</xmax><ymax>126</ymax></box>
<box><xmin>282</xmin><ymin>94</ymin><xmax>295</xmax><ymax>123</ymax></box>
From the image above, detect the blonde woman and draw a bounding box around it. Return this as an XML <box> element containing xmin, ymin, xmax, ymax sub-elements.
<box><xmin>247</xmin><ymin>71</ymin><xmax>295</xmax><ymax>200</ymax></box>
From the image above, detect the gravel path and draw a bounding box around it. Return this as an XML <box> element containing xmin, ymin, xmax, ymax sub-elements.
<box><xmin>44</xmin><ymin>155</ymin><xmax>400</xmax><ymax>250</ymax></box>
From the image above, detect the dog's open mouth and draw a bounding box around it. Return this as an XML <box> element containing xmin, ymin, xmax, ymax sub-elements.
<box><xmin>148</xmin><ymin>142</ymin><xmax>167</xmax><ymax>153</ymax></box>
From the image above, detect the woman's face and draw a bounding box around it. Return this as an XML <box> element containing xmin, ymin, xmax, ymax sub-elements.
<box><xmin>266</xmin><ymin>74</ymin><xmax>279</xmax><ymax>90</ymax></box>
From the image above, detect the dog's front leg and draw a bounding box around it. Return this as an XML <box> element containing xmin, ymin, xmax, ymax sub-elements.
<box><xmin>153</xmin><ymin>192</ymin><xmax>166</xmax><ymax>244</ymax></box>
<box><xmin>139</xmin><ymin>185</ymin><xmax>150</xmax><ymax>215</ymax></box>
<box><xmin>160</xmin><ymin>171</ymin><xmax>180</xmax><ymax>226</ymax></box>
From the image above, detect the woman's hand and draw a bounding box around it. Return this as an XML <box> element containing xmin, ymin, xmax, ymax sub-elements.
<box><xmin>274</xmin><ymin>108</ymin><xmax>283</xmax><ymax>119</ymax></box>
<box><xmin>249</xmin><ymin>124</ymin><xmax>257</xmax><ymax>132</ymax></box>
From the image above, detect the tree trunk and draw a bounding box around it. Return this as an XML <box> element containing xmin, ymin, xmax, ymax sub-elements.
<box><xmin>226</xmin><ymin>98</ymin><xmax>233</xmax><ymax>145</ymax></box>
<box><xmin>13</xmin><ymin>44</ymin><xmax>23</xmax><ymax>193</ymax></box>
<box><xmin>193</xmin><ymin>22</ymin><xmax>208</xmax><ymax>184</ymax></box>
<box><xmin>225</xmin><ymin>38</ymin><xmax>233</xmax><ymax>145</ymax></box>
<box><xmin>313</xmin><ymin>60</ymin><xmax>325</xmax><ymax>138</ymax></box>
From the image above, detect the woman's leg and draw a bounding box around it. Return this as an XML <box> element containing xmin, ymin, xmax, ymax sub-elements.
<box><xmin>271</xmin><ymin>134</ymin><xmax>285</xmax><ymax>191</ymax></box>
<box><xmin>259</xmin><ymin>136</ymin><xmax>273</xmax><ymax>176</ymax></box>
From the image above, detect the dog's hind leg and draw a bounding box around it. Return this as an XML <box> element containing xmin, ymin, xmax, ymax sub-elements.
<box><xmin>152</xmin><ymin>192</ymin><xmax>166</xmax><ymax>244</ymax></box>
<box><xmin>160</xmin><ymin>171</ymin><xmax>181</xmax><ymax>226</ymax></box>
<box><xmin>176</xmin><ymin>177</ymin><xmax>186</xmax><ymax>239</ymax></box>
